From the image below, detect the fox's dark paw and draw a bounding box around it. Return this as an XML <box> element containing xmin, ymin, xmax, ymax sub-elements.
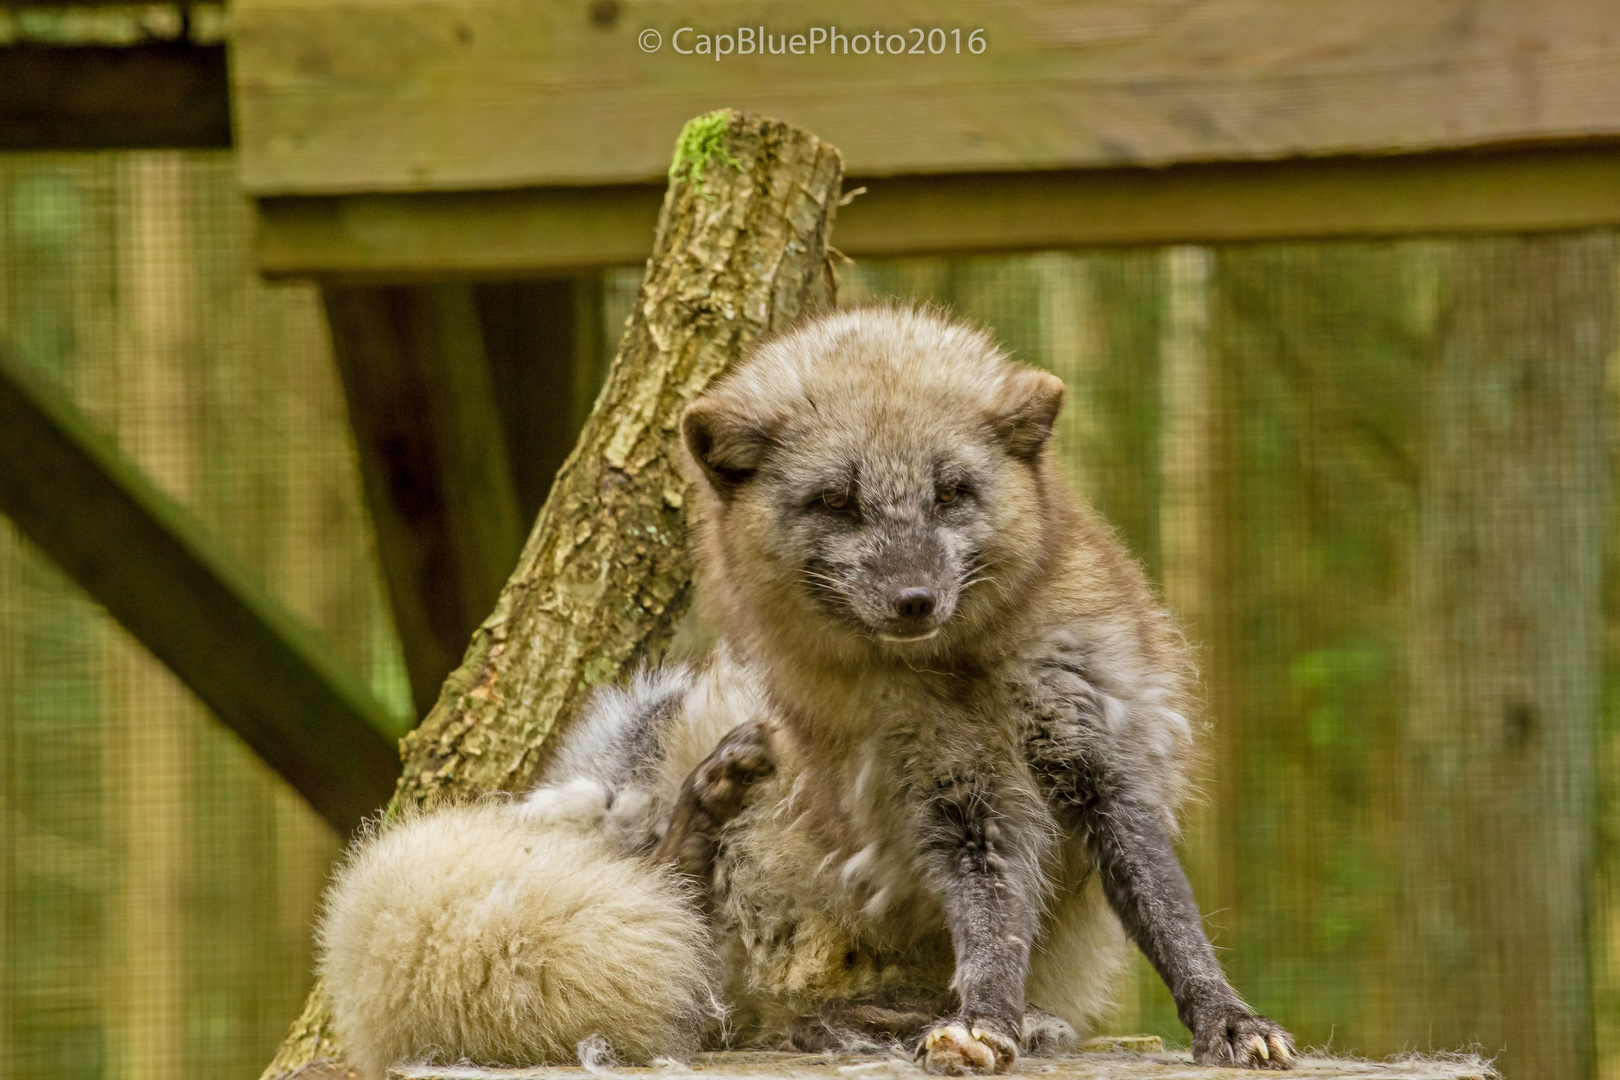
<box><xmin>690</xmin><ymin>720</ymin><xmax>777</xmax><ymax>823</ymax></box>
<box><xmin>1192</xmin><ymin>1011</ymin><xmax>1294</xmax><ymax>1070</ymax></box>
<box><xmin>656</xmin><ymin>720</ymin><xmax>778</xmax><ymax>879</ymax></box>
<box><xmin>916</xmin><ymin>1020</ymin><xmax>1018</xmax><ymax>1075</ymax></box>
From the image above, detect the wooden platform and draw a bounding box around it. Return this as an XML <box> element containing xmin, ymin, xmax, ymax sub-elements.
<box><xmin>388</xmin><ymin>1047</ymin><xmax>1496</xmax><ymax>1080</ymax></box>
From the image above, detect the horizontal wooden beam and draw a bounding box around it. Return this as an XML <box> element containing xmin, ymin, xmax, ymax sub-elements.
<box><xmin>255</xmin><ymin>143</ymin><xmax>1620</xmax><ymax>281</ymax></box>
<box><xmin>231</xmin><ymin>0</ymin><xmax>1620</xmax><ymax>197</ymax></box>
<box><xmin>842</xmin><ymin>143</ymin><xmax>1620</xmax><ymax>254</ymax></box>
<box><xmin>0</xmin><ymin>343</ymin><xmax>404</xmax><ymax>834</ymax></box>
<box><xmin>257</xmin><ymin>185</ymin><xmax>664</xmax><ymax>281</ymax></box>
<box><xmin>0</xmin><ymin>43</ymin><xmax>230</xmax><ymax>149</ymax></box>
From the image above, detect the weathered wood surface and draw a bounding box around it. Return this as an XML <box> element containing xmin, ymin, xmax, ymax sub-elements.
<box><xmin>390</xmin><ymin>1049</ymin><xmax>1496</xmax><ymax>1080</ymax></box>
<box><xmin>255</xmin><ymin>144</ymin><xmax>1620</xmax><ymax>280</ymax></box>
<box><xmin>231</xmin><ymin>0</ymin><xmax>1620</xmax><ymax>197</ymax></box>
<box><xmin>259</xmin><ymin>109</ymin><xmax>842</xmax><ymax>1080</ymax></box>
<box><xmin>0</xmin><ymin>340</ymin><xmax>403</xmax><ymax>834</ymax></box>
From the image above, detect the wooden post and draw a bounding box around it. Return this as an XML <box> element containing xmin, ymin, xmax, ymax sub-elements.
<box><xmin>472</xmin><ymin>277</ymin><xmax>607</xmax><ymax>526</ymax></box>
<box><xmin>107</xmin><ymin>152</ymin><xmax>193</xmax><ymax>1080</ymax></box>
<box><xmin>1401</xmin><ymin>233</ymin><xmax>1613</xmax><ymax>1080</ymax></box>
<box><xmin>320</xmin><ymin>282</ymin><xmax>526</xmax><ymax>716</ymax></box>
<box><xmin>0</xmin><ymin>347</ymin><xmax>404</xmax><ymax>833</ymax></box>
<box><xmin>259</xmin><ymin>109</ymin><xmax>843</xmax><ymax>1080</ymax></box>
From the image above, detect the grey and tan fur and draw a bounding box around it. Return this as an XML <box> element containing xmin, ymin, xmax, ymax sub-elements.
<box><xmin>317</xmin><ymin>304</ymin><xmax>1293</xmax><ymax>1078</ymax></box>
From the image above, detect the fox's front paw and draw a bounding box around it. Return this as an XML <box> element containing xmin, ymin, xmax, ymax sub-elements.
<box><xmin>916</xmin><ymin>1020</ymin><xmax>1018</xmax><ymax>1075</ymax></box>
<box><xmin>1192</xmin><ymin>1011</ymin><xmax>1294</xmax><ymax>1070</ymax></box>
<box><xmin>690</xmin><ymin>720</ymin><xmax>777</xmax><ymax>823</ymax></box>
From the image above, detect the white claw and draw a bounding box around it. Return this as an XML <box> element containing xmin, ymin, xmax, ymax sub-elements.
<box><xmin>1250</xmin><ymin>1035</ymin><xmax>1270</xmax><ymax>1061</ymax></box>
<box><xmin>1270</xmin><ymin>1036</ymin><xmax>1291</xmax><ymax>1062</ymax></box>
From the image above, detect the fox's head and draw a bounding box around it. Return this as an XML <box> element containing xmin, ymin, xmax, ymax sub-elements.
<box><xmin>682</xmin><ymin>304</ymin><xmax>1064</xmax><ymax>662</ymax></box>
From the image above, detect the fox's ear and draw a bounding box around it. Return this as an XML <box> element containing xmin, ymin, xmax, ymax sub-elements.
<box><xmin>989</xmin><ymin>366</ymin><xmax>1065</xmax><ymax>461</ymax></box>
<box><xmin>682</xmin><ymin>396</ymin><xmax>775</xmax><ymax>498</ymax></box>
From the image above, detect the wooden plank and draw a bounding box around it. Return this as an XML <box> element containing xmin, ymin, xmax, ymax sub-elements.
<box><xmin>0</xmin><ymin>342</ymin><xmax>403</xmax><ymax>834</ymax></box>
<box><xmin>255</xmin><ymin>144</ymin><xmax>1620</xmax><ymax>280</ymax></box>
<box><xmin>231</xmin><ymin>0</ymin><xmax>1620</xmax><ymax>197</ymax></box>
<box><xmin>0</xmin><ymin>43</ymin><xmax>230</xmax><ymax>149</ymax></box>
<box><xmin>842</xmin><ymin>145</ymin><xmax>1620</xmax><ymax>253</ymax></box>
<box><xmin>255</xmin><ymin>184</ymin><xmax>663</xmax><ymax>280</ymax></box>
<box><xmin>321</xmin><ymin>284</ymin><xmax>526</xmax><ymax>716</ymax></box>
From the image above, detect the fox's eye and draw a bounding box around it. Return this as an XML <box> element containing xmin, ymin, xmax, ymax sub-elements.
<box><xmin>936</xmin><ymin>485</ymin><xmax>958</xmax><ymax>505</ymax></box>
<box><xmin>824</xmin><ymin>490</ymin><xmax>849</xmax><ymax>510</ymax></box>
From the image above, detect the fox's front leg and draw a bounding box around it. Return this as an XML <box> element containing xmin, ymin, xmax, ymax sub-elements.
<box><xmin>914</xmin><ymin>776</ymin><xmax>1042</xmax><ymax>1076</ymax></box>
<box><xmin>1026</xmin><ymin>671</ymin><xmax>1294</xmax><ymax>1070</ymax></box>
<box><xmin>654</xmin><ymin>720</ymin><xmax>776</xmax><ymax>884</ymax></box>
<box><xmin>1082</xmin><ymin>768</ymin><xmax>1293</xmax><ymax>1068</ymax></box>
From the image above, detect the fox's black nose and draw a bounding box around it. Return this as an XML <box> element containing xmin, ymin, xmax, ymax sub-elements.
<box><xmin>894</xmin><ymin>588</ymin><xmax>937</xmax><ymax>620</ymax></box>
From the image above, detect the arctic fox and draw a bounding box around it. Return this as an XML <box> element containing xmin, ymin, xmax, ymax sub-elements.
<box><xmin>317</xmin><ymin>304</ymin><xmax>1294</xmax><ymax>1078</ymax></box>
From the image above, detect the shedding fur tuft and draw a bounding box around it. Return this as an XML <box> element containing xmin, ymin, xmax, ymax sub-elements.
<box><xmin>317</xmin><ymin>802</ymin><xmax>716</xmax><ymax>1080</ymax></box>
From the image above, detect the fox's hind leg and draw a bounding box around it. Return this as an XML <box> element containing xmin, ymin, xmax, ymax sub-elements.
<box><xmin>788</xmin><ymin>998</ymin><xmax>943</xmax><ymax>1052</ymax></box>
<box><xmin>1018</xmin><ymin>1006</ymin><xmax>1077</xmax><ymax>1056</ymax></box>
<box><xmin>788</xmin><ymin>997</ymin><xmax>1074</xmax><ymax>1058</ymax></box>
<box><xmin>654</xmin><ymin>719</ymin><xmax>776</xmax><ymax>883</ymax></box>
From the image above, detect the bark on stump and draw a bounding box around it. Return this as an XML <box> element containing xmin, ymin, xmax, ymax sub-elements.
<box><xmin>259</xmin><ymin>109</ymin><xmax>844</xmax><ymax>1080</ymax></box>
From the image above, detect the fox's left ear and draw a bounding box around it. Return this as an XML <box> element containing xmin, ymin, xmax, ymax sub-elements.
<box><xmin>682</xmin><ymin>395</ymin><xmax>777</xmax><ymax>499</ymax></box>
<box><xmin>989</xmin><ymin>367</ymin><xmax>1065</xmax><ymax>461</ymax></box>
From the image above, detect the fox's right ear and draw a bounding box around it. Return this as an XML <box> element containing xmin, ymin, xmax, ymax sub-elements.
<box><xmin>682</xmin><ymin>397</ymin><xmax>774</xmax><ymax>499</ymax></box>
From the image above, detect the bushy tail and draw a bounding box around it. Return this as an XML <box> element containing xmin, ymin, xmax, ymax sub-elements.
<box><xmin>318</xmin><ymin>800</ymin><xmax>715</xmax><ymax>1080</ymax></box>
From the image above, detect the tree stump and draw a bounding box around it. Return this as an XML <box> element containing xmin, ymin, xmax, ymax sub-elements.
<box><xmin>259</xmin><ymin>109</ymin><xmax>844</xmax><ymax>1080</ymax></box>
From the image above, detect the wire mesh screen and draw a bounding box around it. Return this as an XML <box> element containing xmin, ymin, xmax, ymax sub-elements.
<box><xmin>0</xmin><ymin>151</ymin><xmax>409</xmax><ymax>1080</ymax></box>
<box><xmin>1</xmin><ymin>147</ymin><xmax>1617</xmax><ymax>1080</ymax></box>
<box><xmin>841</xmin><ymin>240</ymin><xmax>1619</xmax><ymax>1080</ymax></box>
